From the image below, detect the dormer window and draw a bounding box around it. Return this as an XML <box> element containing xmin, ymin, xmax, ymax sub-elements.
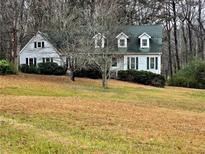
<box><xmin>116</xmin><ymin>32</ymin><xmax>129</xmax><ymax>48</ymax></box>
<box><xmin>142</xmin><ymin>39</ymin><xmax>148</xmax><ymax>47</ymax></box>
<box><xmin>120</xmin><ymin>39</ymin><xmax>125</xmax><ymax>46</ymax></box>
<box><xmin>138</xmin><ymin>32</ymin><xmax>151</xmax><ymax>48</ymax></box>
<box><xmin>93</xmin><ymin>33</ymin><xmax>106</xmax><ymax>48</ymax></box>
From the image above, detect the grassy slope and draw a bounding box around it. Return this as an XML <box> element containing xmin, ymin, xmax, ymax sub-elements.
<box><xmin>0</xmin><ymin>74</ymin><xmax>205</xmax><ymax>154</ymax></box>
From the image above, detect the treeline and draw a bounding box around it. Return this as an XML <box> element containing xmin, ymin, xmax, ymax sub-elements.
<box><xmin>0</xmin><ymin>0</ymin><xmax>205</xmax><ymax>79</ymax></box>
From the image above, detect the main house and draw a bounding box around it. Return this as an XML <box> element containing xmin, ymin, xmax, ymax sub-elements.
<box><xmin>19</xmin><ymin>25</ymin><xmax>163</xmax><ymax>75</ymax></box>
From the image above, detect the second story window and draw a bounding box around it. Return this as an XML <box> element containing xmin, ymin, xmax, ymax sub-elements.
<box><xmin>120</xmin><ymin>39</ymin><xmax>125</xmax><ymax>47</ymax></box>
<box><xmin>112</xmin><ymin>57</ymin><xmax>117</xmax><ymax>67</ymax></box>
<box><xmin>34</xmin><ymin>42</ymin><xmax>45</xmax><ymax>48</ymax></box>
<box><xmin>138</xmin><ymin>32</ymin><xmax>151</xmax><ymax>48</ymax></box>
<box><xmin>116</xmin><ymin>32</ymin><xmax>129</xmax><ymax>48</ymax></box>
<box><xmin>142</xmin><ymin>39</ymin><xmax>148</xmax><ymax>47</ymax></box>
<box><xmin>93</xmin><ymin>33</ymin><xmax>105</xmax><ymax>49</ymax></box>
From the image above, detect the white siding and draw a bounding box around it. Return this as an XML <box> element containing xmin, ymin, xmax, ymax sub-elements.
<box><xmin>123</xmin><ymin>54</ymin><xmax>161</xmax><ymax>74</ymax></box>
<box><xmin>19</xmin><ymin>33</ymin><xmax>63</xmax><ymax>66</ymax></box>
<box><xmin>111</xmin><ymin>56</ymin><xmax>124</xmax><ymax>71</ymax></box>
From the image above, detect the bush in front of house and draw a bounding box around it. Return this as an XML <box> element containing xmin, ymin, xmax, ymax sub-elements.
<box><xmin>20</xmin><ymin>62</ymin><xmax>67</xmax><ymax>75</ymax></box>
<box><xmin>168</xmin><ymin>60</ymin><xmax>205</xmax><ymax>89</ymax></box>
<box><xmin>75</xmin><ymin>65</ymin><xmax>102</xmax><ymax>79</ymax></box>
<box><xmin>118</xmin><ymin>70</ymin><xmax>166</xmax><ymax>87</ymax></box>
<box><xmin>20</xmin><ymin>64</ymin><xmax>39</xmax><ymax>74</ymax></box>
<box><xmin>53</xmin><ymin>66</ymin><xmax>67</xmax><ymax>75</ymax></box>
<box><xmin>38</xmin><ymin>62</ymin><xmax>58</xmax><ymax>75</ymax></box>
<box><xmin>0</xmin><ymin>59</ymin><xmax>16</xmax><ymax>75</ymax></box>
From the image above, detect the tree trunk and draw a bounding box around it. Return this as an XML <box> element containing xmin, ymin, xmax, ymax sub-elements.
<box><xmin>70</xmin><ymin>71</ymin><xmax>75</xmax><ymax>81</ymax></box>
<box><xmin>182</xmin><ymin>22</ymin><xmax>188</xmax><ymax>65</ymax></box>
<box><xmin>172</xmin><ymin>0</ymin><xmax>180</xmax><ymax>70</ymax></box>
<box><xmin>168</xmin><ymin>30</ymin><xmax>173</xmax><ymax>77</ymax></box>
<box><xmin>188</xmin><ymin>24</ymin><xmax>193</xmax><ymax>58</ymax></box>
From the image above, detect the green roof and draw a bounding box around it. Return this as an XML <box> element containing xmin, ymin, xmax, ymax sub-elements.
<box><xmin>119</xmin><ymin>24</ymin><xmax>163</xmax><ymax>53</ymax></box>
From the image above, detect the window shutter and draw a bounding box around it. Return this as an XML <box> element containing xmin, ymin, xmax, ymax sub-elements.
<box><xmin>155</xmin><ymin>57</ymin><xmax>158</xmax><ymax>70</ymax></box>
<box><xmin>136</xmin><ymin>57</ymin><xmax>138</xmax><ymax>70</ymax></box>
<box><xmin>34</xmin><ymin>42</ymin><xmax>37</xmax><ymax>48</ymax></box>
<box><xmin>34</xmin><ymin>58</ymin><xmax>37</xmax><ymax>66</ymax></box>
<box><xmin>127</xmin><ymin>57</ymin><xmax>130</xmax><ymax>70</ymax></box>
<box><xmin>42</xmin><ymin>42</ymin><xmax>45</xmax><ymax>48</ymax></box>
<box><xmin>26</xmin><ymin>58</ymin><xmax>28</xmax><ymax>65</ymax></box>
<box><xmin>147</xmin><ymin>57</ymin><xmax>149</xmax><ymax>70</ymax></box>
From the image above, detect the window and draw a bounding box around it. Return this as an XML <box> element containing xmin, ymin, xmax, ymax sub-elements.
<box><xmin>112</xmin><ymin>57</ymin><xmax>117</xmax><ymax>67</ymax></box>
<box><xmin>120</xmin><ymin>39</ymin><xmax>125</xmax><ymax>47</ymax></box>
<box><xmin>138</xmin><ymin>33</ymin><xmax>151</xmax><ymax>48</ymax></box>
<box><xmin>142</xmin><ymin>39</ymin><xmax>148</xmax><ymax>47</ymax></box>
<box><xmin>150</xmin><ymin>57</ymin><xmax>154</xmax><ymax>69</ymax></box>
<box><xmin>38</xmin><ymin>42</ymin><xmax>41</xmax><ymax>48</ymax></box>
<box><xmin>116</xmin><ymin>32</ymin><xmax>129</xmax><ymax>48</ymax></box>
<box><xmin>94</xmin><ymin>34</ymin><xmax>105</xmax><ymax>48</ymax></box>
<box><xmin>46</xmin><ymin>58</ymin><xmax>50</xmax><ymax>62</ymax></box>
<box><xmin>27</xmin><ymin>58</ymin><xmax>36</xmax><ymax>66</ymax></box>
<box><xmin>43</xmin><ymin>58</ymin><xmax>53</xmax><ymax>63</ymax></box>
<box><xmin>127</xmin><ymin>57</ymin><xmax>138</xmax><ymax>70</ymax></box>
<box><xmin>147</xmin><ymin>57</ymin><xmax>158</xmax><ymax>70</ymax></box>
<box><xmin>131</xmin><ymin>57</ymin><xmax>135</xmax><ymax>69</ymax></box>
<box><xmin>35</xmin><ymin>42</ymin><xmax>44</xmax><ymax>48</ymax></box>
<box><xmin>29</xmin><ymin>58</ymin><xmax>33</xmax><ymax>66</ymax></box>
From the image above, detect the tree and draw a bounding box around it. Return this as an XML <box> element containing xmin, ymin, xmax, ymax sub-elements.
<box><xmin>85</xmin><ymin>0</ymin><xmax>121</xmax><ymax>88</ymax></box>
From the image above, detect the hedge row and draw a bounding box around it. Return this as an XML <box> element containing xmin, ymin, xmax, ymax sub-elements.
<box><xmin>118</xmin><ymin>70</ymin><xmax>165</xmax><ymax>87</ymax></box>
<box><xmin>75</xmin><ymin>67</ymin><xmax>101</xmax><ymax>79</ymax></box>
<box><xmin>20</xmin><ymin>62</ymin><xmax>67</xmax><ymax>75</ymax></box>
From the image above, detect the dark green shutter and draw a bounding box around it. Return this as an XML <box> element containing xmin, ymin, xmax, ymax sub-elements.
<box><xmin>155</xmin><ymin>57</ymin><xmax>158</xmax><ymax>70</ymax></box>
<box><xmin>147</xmin><ymin>57</ymin><xmax>149</xmax><ymax>70</ymax></box>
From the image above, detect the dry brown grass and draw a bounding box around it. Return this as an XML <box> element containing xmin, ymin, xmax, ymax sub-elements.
<box><xmin>0</xmin><ymin>74</ymin><xmax>205</xmax><ymax>153</ymax></box>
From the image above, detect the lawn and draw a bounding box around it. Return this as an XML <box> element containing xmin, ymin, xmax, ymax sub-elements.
<box><xmin>0</xmin><ymin>74</ymin><xmax>205</xmax><ymax>153</ymax></box>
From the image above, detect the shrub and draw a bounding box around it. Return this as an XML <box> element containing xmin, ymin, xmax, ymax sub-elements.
<box><xmin>168</xmin><ymin>60</ymin><xmax>205</xmax><ymax>89</ymax></box>
<box><xmin>38</xmin><ymin>62</ymin><xmax>58</xmax><ymax>75</ymax></box>
<box><xmin>118</xmin><ymin>70</ymin><xmax>165</xmax><ymax>87</ymax></box>
<box><xmin>53</xmin><ymin>66</ymin><xmax>67</xmax><ymax>75</ymax></box>
<box><xmin>75</xmin><ymin>65</ymin><xmax>101</xmax><ymax>79</ymax></box>
<box><xmin>0</xmin><ymin>60</ymin><xmax>15</xmax><ymax>75</ymax></box>
<box><xmin>20</xmin><ymin>64</ymin><xmax>39</xmax><ymax>74</ymax></box>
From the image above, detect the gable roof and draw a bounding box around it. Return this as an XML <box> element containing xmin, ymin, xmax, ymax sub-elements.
<box><xmin>117</xmin><ymin>24</ymin><xmax>163</xmax><ymax>53</ymax></box>
<box><xmin>125</xmin><ymin>24</ymin><xmax>163</xmax><ymax>38</ymax></box>
<box><xmin>93</xmin><ymin>33</ymin><xmax>106</xmax><ymax>39</ymax></box>
<box><xmin>19</xmin><ymin>31</ymin><xmax>62</xmax><ymax>56</ymax></box>
<box><xmin>138</xmin><ymin>32</ymin><xmax>151</xmax><ymax>39</ymax></box>
<box><xmin>116</xmin><ymin>32</ymin><xmax>129</xmax><ymax>39</ymax></box>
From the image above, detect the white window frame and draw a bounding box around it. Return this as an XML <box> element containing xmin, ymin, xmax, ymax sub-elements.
<box><xmin>147</xmin><ymin>57</ymin><xmax>158</xmax><ymax>70</ymax></box>
<box><xmin>93</xmin><ymin>33</ymin><xmax>105</xmax><ymax>49</ymax></box>
<box><xmin>116</xmin><ymin>32</ymin><xmax>129</xmax><ymax>48</ymax></box>
<box><xmin>127</xmin><ymin>56</ymin><xmax>139</xmax><ymax>70</ymax></box>
<box><xmin>34</xmin><ymin>42</ymin><xmax>45</xmax><ymax>48</ymax></box>
<box><xmin>112</xmin><ymin>57</ymin><xmax>118</xmax><ymax>67</ymax></box>
<box><xmin>138</xmin><ymin>33</ymin><xmax>151</xmax><ymax>49</ymax></box>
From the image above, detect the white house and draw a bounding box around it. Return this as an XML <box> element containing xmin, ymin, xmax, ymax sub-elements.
<box><xmin>92</xmin><ymin>25</ymin><xmax>163</xmax><ymax>74</ymax></box>
<box><xmin>19</xmin><ymin>31</ymin><xmax>63</xmax><ymax>66</ymax></box>
<box><xmin>19</xmin><ymin>25</ymin><xmax>163</xmax><ymax>75</ymax></box>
